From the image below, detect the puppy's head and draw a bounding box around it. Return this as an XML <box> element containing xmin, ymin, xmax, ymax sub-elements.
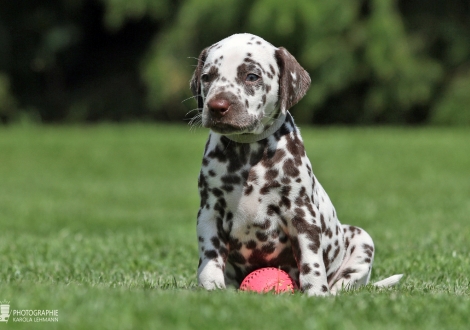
<box><xmin>190</xmin><ymin>33</ymin><xmax>310</xmax><ymax>136</ymax></box>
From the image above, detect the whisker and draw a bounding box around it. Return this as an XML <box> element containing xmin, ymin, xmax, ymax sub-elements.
<box><xmin>183</xmin><ymin>113</ymin><xmax>200</xmax><ymax>122</ymax></box>
<box><xmin>181</xmin><ymin>95</ymin><xmax>198</xmax><ymax>103</ymax></box>
<box><xmin>187</xmin><ymin>111</ymin><xmax>204</xmax><ymax>132</ymax></box>
<box><xmin>189</xmin><ymin>122</ymin><xmax>203</xmax><ymax>132</ymax></box>
<box><xmin>185</xmin><ymin>108</ymin><xmax>202</xmax><ymax>117</ymax></box>
<box><xmin>187</xmin><ymin>57</ymin><xmax>205</xmax><ymax>64</ymax></box>
<box><xmin>187</xmin><ymin>111</ymin><xmax>202</xmax><ymax>120</ymax></box>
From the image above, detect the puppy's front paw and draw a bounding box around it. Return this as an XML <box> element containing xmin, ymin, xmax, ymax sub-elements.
<box><xmin>302</xmin><ymin>283</ymin><xmax>331</xmax><ymax>297</ymax></box>
<box><xmin>199</xmin><ymin>278</ymin><xmax>226</xmax><ymax>290</ymax></box>
<box><xmin>198</xmin><ymin>260</ymin><xmax>226</xmax><ymax>290</ymax></box>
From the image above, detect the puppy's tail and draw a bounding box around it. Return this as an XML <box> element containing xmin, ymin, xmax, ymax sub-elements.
<box><xmin>373</xmin><ymin>274</ymin><xmax>403</xmax><ymax>288</ymax></box>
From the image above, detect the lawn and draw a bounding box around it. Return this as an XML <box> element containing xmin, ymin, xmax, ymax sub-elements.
<box><xmin>0</xmin><ymin>124</ymin><xmax>469</xmax><ymax>329</ymax></box>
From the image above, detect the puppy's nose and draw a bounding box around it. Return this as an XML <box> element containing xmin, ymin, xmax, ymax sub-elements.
<box><xmin>208</xmin><ymin>98</ymin><xmax>230</xmax><ymax>118</ymax></box>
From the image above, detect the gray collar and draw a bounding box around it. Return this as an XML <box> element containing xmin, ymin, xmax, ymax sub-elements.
<box><xmin>223</xmin><ymin>113</ymin><xmax>287</xmax><ymax>143</ymax></box>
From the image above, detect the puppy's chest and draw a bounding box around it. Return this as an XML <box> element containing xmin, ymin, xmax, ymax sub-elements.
<box><xmin>203</xmin><ymin>140</ymin><xmax>306</xmax><ymax>220</ymax></box>
<box><xmin>206</xmin><ymin>160</ymin><xmax>296</xmax><ymax>266</ymax></box>
<box><xmin>204</xmin><ymin>156</ymin><xmax>290</xmax><ymax>223</ymax></box>
<box><xmin>201</xmin><ymin>134</ymin><xmax>311</xmax><ymax>249</ymax></box>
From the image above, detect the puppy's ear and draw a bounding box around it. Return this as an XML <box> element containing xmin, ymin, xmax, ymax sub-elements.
<box><xmin>275</xmin><ymin>47</ymin><xmax>311</xmax><ymax>112</ymax></box>
<box><xmin>190</xmin><ymin>47</ymin><xmax>209</xmax><ymax>110</ymax></box>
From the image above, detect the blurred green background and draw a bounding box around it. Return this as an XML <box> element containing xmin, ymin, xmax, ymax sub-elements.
<box><xmin>1</xmin><ymin>3</ymin><xmax>469</xmax><ymax>328</ymax></box>
<box><xmin>0</xmin><ymin>0</ymin><xmax>469</xmax><ymax>126</ymax></box>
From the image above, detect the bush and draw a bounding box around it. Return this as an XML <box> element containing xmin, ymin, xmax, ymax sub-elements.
<box><xmin>140</xmin><ymin>0</ymin><xmax>444</xmax><ymax>124</ymax></box>
<box><xmin>0</xmin><ymin>73</ymin><xmax>17</xmax><ymax>123</ymax></box>
<box><xmin>431</xmin><ymin>70</ymin><xmax>470</xmax><ymax>125</ymax></box>
<box><xmin>0</xmin><ymin>0</ymin><xmax>469</xmax><ymax>125</ymax></box>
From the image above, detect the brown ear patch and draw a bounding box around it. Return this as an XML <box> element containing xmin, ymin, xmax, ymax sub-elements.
<box><xmin>190</xmin><ymin>47</ymin><xmax>209</xmax><ymax>109</ymax></box>
<box><xmin>275</xmin><ymin>47</ymin><xmax>311</xmax><ymax>112</ymax></box>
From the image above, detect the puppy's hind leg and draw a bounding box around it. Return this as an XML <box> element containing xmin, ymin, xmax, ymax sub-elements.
<box><xmin>329</xmin><ymin>225</ymin><xmax>374</xmax><ymax>294</ymax></box>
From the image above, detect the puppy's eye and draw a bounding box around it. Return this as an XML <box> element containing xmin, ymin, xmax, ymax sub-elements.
<box><xmin>246</xmin><ymin>73</ymin><xmax>259</xmax><ymax>82</ymax></box>
<box><xmin>201</xmin><ymin>74</ymin><xmax>210</xmax><ymax>83</ymax></box>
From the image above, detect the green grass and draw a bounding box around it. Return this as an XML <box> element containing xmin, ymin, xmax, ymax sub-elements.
<box><xmin>0</xmin><ymin>124</ymin><xmax>469</xmax><ymax>329</ymax></box>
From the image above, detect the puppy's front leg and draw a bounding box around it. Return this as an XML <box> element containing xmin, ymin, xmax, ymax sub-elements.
<box><xmin>289</xmin><ymin>211</ymin><xmax>330</xmax><ymax>296</ymax></box>
<box><xmin>196</xmin><ymin>207</ymin><xmax>228</xmax><ymax>290</ymax></box>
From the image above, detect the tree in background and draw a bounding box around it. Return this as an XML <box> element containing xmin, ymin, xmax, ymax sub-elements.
<box><xmin>399</xmin><ymin>0</ymin><xmax>470</xmax><ymax>125</ymax></box>
<box><xmin>0</xmin><ymin>73</ymin><xmax>16</xmax><ymax>123</ymax></box>
<box><xmin>0</xmin><ymin>0</ymin><xmax>469</xmax><ymax>125</ymax></box>
<box><xmin>0</xmin><ymin>0</ymin><xmax>159</xmax><ymax>123</ymax></box>
<box><xmin>138</xmin><ymin>0</ymin><xmax>444</xmax><ymax>124</ymax></box>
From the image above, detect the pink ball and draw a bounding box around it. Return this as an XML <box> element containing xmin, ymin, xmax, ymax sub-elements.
<box><xmin>240</xmin><ymin>267</ymin><xmax>298</xmax><ymax>294</ymax></box>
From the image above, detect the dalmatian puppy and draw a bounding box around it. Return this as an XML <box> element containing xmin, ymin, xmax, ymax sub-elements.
<box><xmin>191</xmin><ymin>33</ymin><xmax>402</xmax><ymax>296</ymax></box>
